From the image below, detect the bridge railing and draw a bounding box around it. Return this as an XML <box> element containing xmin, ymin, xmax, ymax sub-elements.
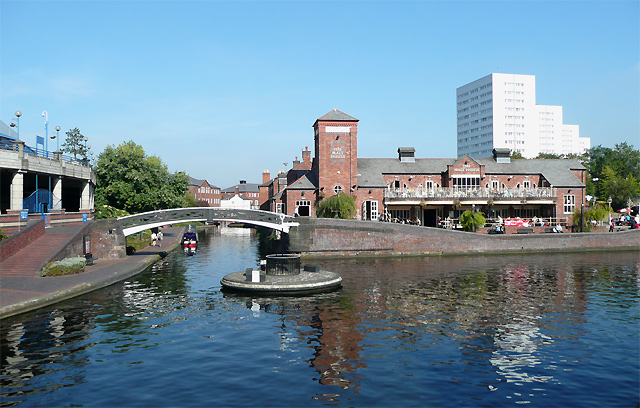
<box><xmin>384</xmin><ymin>186</ymin><xmax>557</xmax><ymax>201</ymax></box>
<box><xmin>117</xmin><ymin>207</ymin><xmax>299</xmax><ymax>235</ymax></box>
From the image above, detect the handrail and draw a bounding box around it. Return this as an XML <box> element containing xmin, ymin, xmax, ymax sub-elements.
<box><xmin>384</xmin><ymin>186</ymin><xmax>556</xmax><ymax>201</ymax></box>
<box><xmin>1</xmin><ymin>140</ymin><xmax>91</xmax><ymax>167</ymax></box>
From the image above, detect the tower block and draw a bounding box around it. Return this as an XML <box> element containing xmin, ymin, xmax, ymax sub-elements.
<box><xmin>312</xmin><ymin>109</ymin><xmax>359</xmax><ymax>197</ymax></box>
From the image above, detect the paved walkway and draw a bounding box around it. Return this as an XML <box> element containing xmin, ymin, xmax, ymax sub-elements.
<box><xmin>0</xmin><ymin>226</ymin><xmax>185</xmax><ymax>319</ymax></box>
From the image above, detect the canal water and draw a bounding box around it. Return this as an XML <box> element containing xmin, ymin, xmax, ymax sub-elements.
<box><xmin>1</xmin><ymin>227</ymin><xmax>638</xmax><ymax>407</ymax></box>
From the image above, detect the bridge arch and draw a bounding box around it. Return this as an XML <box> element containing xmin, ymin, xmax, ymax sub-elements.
<box><xmin>117</xmin><ymin>208</ymin><xmax>299</xmax><ymax>236</ymax></box>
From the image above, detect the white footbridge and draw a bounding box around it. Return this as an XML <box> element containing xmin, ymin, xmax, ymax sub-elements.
<box><xmin>117</xmin><ymin>208</ymin><xmax>299</xmax><ymax>236</ymax></box>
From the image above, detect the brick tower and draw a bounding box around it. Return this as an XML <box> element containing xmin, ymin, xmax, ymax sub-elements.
<box><xmin>312</xmin><ymin>109</ymin><xmax>359</xmax><ymax>197</ymax></box>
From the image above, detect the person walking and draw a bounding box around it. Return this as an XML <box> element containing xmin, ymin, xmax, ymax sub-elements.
<box><xmin>151</xmin><ymin>231</ymin><xmax>157</xmax><ymax>246</ymax></box>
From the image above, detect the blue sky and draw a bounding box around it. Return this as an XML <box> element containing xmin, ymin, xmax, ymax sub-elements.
<box><xmin>2</xmin><ymin>0</ymin><xmax>638</xmax><ymax>189</ymax></box>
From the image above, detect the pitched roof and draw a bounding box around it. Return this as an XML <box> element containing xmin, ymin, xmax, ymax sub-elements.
<box><xmin>477</xmin><ymin>158</ymin><xmax>585</xmax><ymax>187</ymax></box>
<box><xmin>189</xmin><ymin>176</ymin><xmax>205</xmax><ymax>186</ymax></box>
<box><xmin>315</xmin><ymin>109</ymin><xmax>358</xmax><ymax>123</ymax></box>
<box><xmin>222</xmin><ymin>182</ymin><xmax>260</xmax><ymax>193</ymax></box>
<box><xmin>286</xmin><ymin>171</ymin><xmax>318</xmax><ymax>190</ymax></box>
<box><xmin>451</xmin><ymin>154</ymin><xmax>482</xmax><ymax>168</ymax></box>
<box><xmin>357</xmin><ymin>158</ymin><xmax>585</xmax><ymax>188</ymax></box>
<box><xmin>188</xmin><ymin>177</ymin><xmax>220</xmax><ymax>189</ymax></box>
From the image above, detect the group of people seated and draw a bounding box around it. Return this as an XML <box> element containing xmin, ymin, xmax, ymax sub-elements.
<box><xmin>378</xmin><ymin>214</ymin><xmax>421</xmax><ymax>225</ymax></box>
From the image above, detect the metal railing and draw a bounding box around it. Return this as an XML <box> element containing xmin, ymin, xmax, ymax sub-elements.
<box><xmin>1</xmin><ymin>140</ymin><xmax>91</xmax><ymax>166</ymax></box>
<box><xmin>265</xmin><ymin>254</ymin><xmax>301</xmax><ymax>276</ymax></box>
<box><xmin>437</xmin><ymin>216</ymin><xmax>569</xmax><ymax>229</ymax></box>
<box><xmin>384</xmin><ymin>186</ymin><xmax>556</xmax><ymax>201</ymax></box>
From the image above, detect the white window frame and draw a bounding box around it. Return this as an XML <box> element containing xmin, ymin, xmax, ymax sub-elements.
<box><xmin>563</xmin><ymin>194</ymin><xmax>575</xmax><ymax>214</ymax></box>
<box><xmin>362</xmin><ymin>200</ymin><xmax>378</xmax><ymax>220</ymax></box>
<box><xmin>334</xmin><ymin>185</ymin><xmax>343</xmax><ymax>194</ymax></box>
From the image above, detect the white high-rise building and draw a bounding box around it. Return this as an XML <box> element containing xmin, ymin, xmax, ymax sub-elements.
<box><xmin>456</xmin><ymin>73</ymin><xmax>590</xmax><ymax>158</ymax></box>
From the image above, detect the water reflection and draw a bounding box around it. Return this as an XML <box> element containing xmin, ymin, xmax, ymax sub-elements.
<box><xmin>1</xmin><ymin>234</ymin><xmax>638</xmax><ymax>407</ymax></box>
<box><xmin>223</xmin><ymin>292</ymin><xmax>367</xmax><ymax>394</ymax></box>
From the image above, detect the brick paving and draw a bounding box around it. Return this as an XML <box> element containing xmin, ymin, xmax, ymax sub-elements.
<box><xmin>0</xmin><ymin>225</ymin><xmax>184</xmax><ymax>319</ymax></box>
<box><xmin>0</xmin><ymin>226</ymin><xmax>85</xmax><ymax>278</ymax></box>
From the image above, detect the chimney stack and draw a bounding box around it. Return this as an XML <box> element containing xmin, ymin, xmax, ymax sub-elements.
<box><xmin>302</xmin><ymin>146</ymin><xmax>311</xmax><ymax>165</ymax></box>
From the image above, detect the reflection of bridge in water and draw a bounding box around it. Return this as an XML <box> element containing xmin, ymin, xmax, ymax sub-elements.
<box><xmin>117</xmin><ymin>208</ymin><xmax>299</xmax><ymax>236</ymax></box>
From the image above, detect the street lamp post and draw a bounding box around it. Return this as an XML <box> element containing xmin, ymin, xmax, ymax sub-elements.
<box><xmin>42</xmin><ymin>111</ymin><xmax>49</xmax><ymax>155</ymax></box>
<box><xmin>472</xmin><ymin>204</ymin><xmax>476</xmax><ymax>232</ymax></box>
<box><xmin>52</xmin><ymin>126</ymin><xmax>61</xmax><ymax>151</ymax></box>
<box><xmin>607</xmin><ymin>196</ymin><xmax>612</xmax><ymax>224</ymax></box>
<box><xmin>83</xmin><ymin>137</ymin><xmax>88</xmax><ymax>161</ymax></box>
<box><xmin>11</xmin><ymin>111</ymin><xmax>22</xmax><ymax>140</ymax></box>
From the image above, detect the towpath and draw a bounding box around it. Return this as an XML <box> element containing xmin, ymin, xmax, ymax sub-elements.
<box><xmin>0</xmin><ymin>225</ymin><xmax>184</xmax><ymax>319</ymax></box>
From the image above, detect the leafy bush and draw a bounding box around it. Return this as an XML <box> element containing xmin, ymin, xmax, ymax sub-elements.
<box><xmin>94</xmin><ymin>204</ymin><xmax>130</xmax><ymax>219</ymax></box>
<box><xmin>42</xmin><ymin>257</ymin><xmax>86</xmax><ymax>277</ymax></box>
<box><xmin>459</xmin><ymin>210</ymin><xmax>486</xmax><ymax>232</ymax></box>
<box><xmin>316</xmin><ymin>193</ymin><xmax>356</xmax><ymax>219</ymax></box>
<box><xmin>572</xmin><ymin>203</ymin><xmax>610</xmax><ymax>232</ymax></box>
<box><xmin>126</xmin><ymin>230</ymin><xmax>153</xmax><ymax>253</ymax></box>
<box><xmin>0</xmin><ymin>228</ymin><xmax>8</xmax><ymax>242</ymax></box>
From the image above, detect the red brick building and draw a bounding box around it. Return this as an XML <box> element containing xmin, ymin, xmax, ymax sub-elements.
<box><xmin>188</xmin><ymin>177</ymin><xmax>221</xmax><ymax>207</ymax></box>
<box><xmin>261</xmin><ymin>109</ymin><xmax>586</xmax><ymax>226</ymax></box>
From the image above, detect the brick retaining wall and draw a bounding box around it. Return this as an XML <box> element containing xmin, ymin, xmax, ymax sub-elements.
<box><xmin>0</xmin><ymin>219</ymin><xmax>45</xmax><ymax>262</ymax></box>
<box><xmin>288</xmin><ymin>218</ymin><xmax>640</xmax><ymax>257</ymax></box>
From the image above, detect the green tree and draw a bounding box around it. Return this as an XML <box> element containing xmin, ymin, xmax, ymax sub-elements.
<box><xmin>61</xmin><ymin>127</ymin><xmax>88</xmax><ymax>160</ymax></box>
<box><xmin>586</xmin><ymin>142</ymin><xmax>640</xmax><ymax>197</ymax></box>
<box><xmin>599</xmin><ymin>165</ymin><xmax>640</xmax><ymax>210</ymax></box>
<box><xmin>316</xmin><ymin>193</ymin><xmax>356</xmax><ymax>219</ymax></box>
<box><xmin>572</xmin><ymin>203</ymin><xmax>610</xmax><ymax>232</ymax></box>
<box><xmin>510</xmin><ymin>150</ymin><xmax>524</xmax><ymax>159</ymax></box>
<box><xmin>94</xmin><ymin>141</ymin><xmax>190</xmax><ymax>215</ymax></box>
<box><xmin>535</xmin><ymin>152</ymin><xmax>564</xmax><ymax>159</ymax></box>
<box><xmin>184</xmin><ymin>193</ymin><xmax>198</xmax><ymax>207</ymax></box>
<box><xmin>459</xmin><ymin>210</ymin><xmax>486</xmax><ymax>232</ymax></box>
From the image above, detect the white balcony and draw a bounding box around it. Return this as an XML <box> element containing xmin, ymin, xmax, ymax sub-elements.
<box><xmin>384</xmin><ymin>186</ymin><xmax>557</xmax><ymax>203</ymax></box>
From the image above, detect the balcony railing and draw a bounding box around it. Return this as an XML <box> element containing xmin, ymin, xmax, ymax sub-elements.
<box><xmin>1</xmin><ymin>140</ymin><xmax>91</xmax><ymax>167</ymax></box>
<box><xmin>384</xmin><ymin>186</ymin><xmax>557</xmax><ymax>201</ymax></box>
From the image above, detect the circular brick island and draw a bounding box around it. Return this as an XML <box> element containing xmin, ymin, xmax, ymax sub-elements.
<box><xmin>220</xmin><ymin>254</ymin><xmax>342</xmax><ymax>295</ymax></box>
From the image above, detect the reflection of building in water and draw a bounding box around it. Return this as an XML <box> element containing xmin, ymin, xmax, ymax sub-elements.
<box><xmin>335</xmin><ymin>256</ymin><xmax>590</xmax><ymax>388</ymax></box>
<box><xmin>489</xmin><ymin>262</ymin><xmax>581</xmax><ymax>385</ymax></box>
<box><xmin>241</xmin><ymin>296</ymin><xmax>366</xmax><ymax>391</ymax></box>
<box><xmin>490</xmin><ymin>322</ymin><xmax>555</xmax><ymax>384</ymax></box>
<box><xmin>1</xmin><ymin>308</ymin><xmax>95</xmax><ymax>394</ymax></box>
<box><xmin>220</xmin><ymin>225</ymin><xmax>253</xmax><ymax>235</ymax></box>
